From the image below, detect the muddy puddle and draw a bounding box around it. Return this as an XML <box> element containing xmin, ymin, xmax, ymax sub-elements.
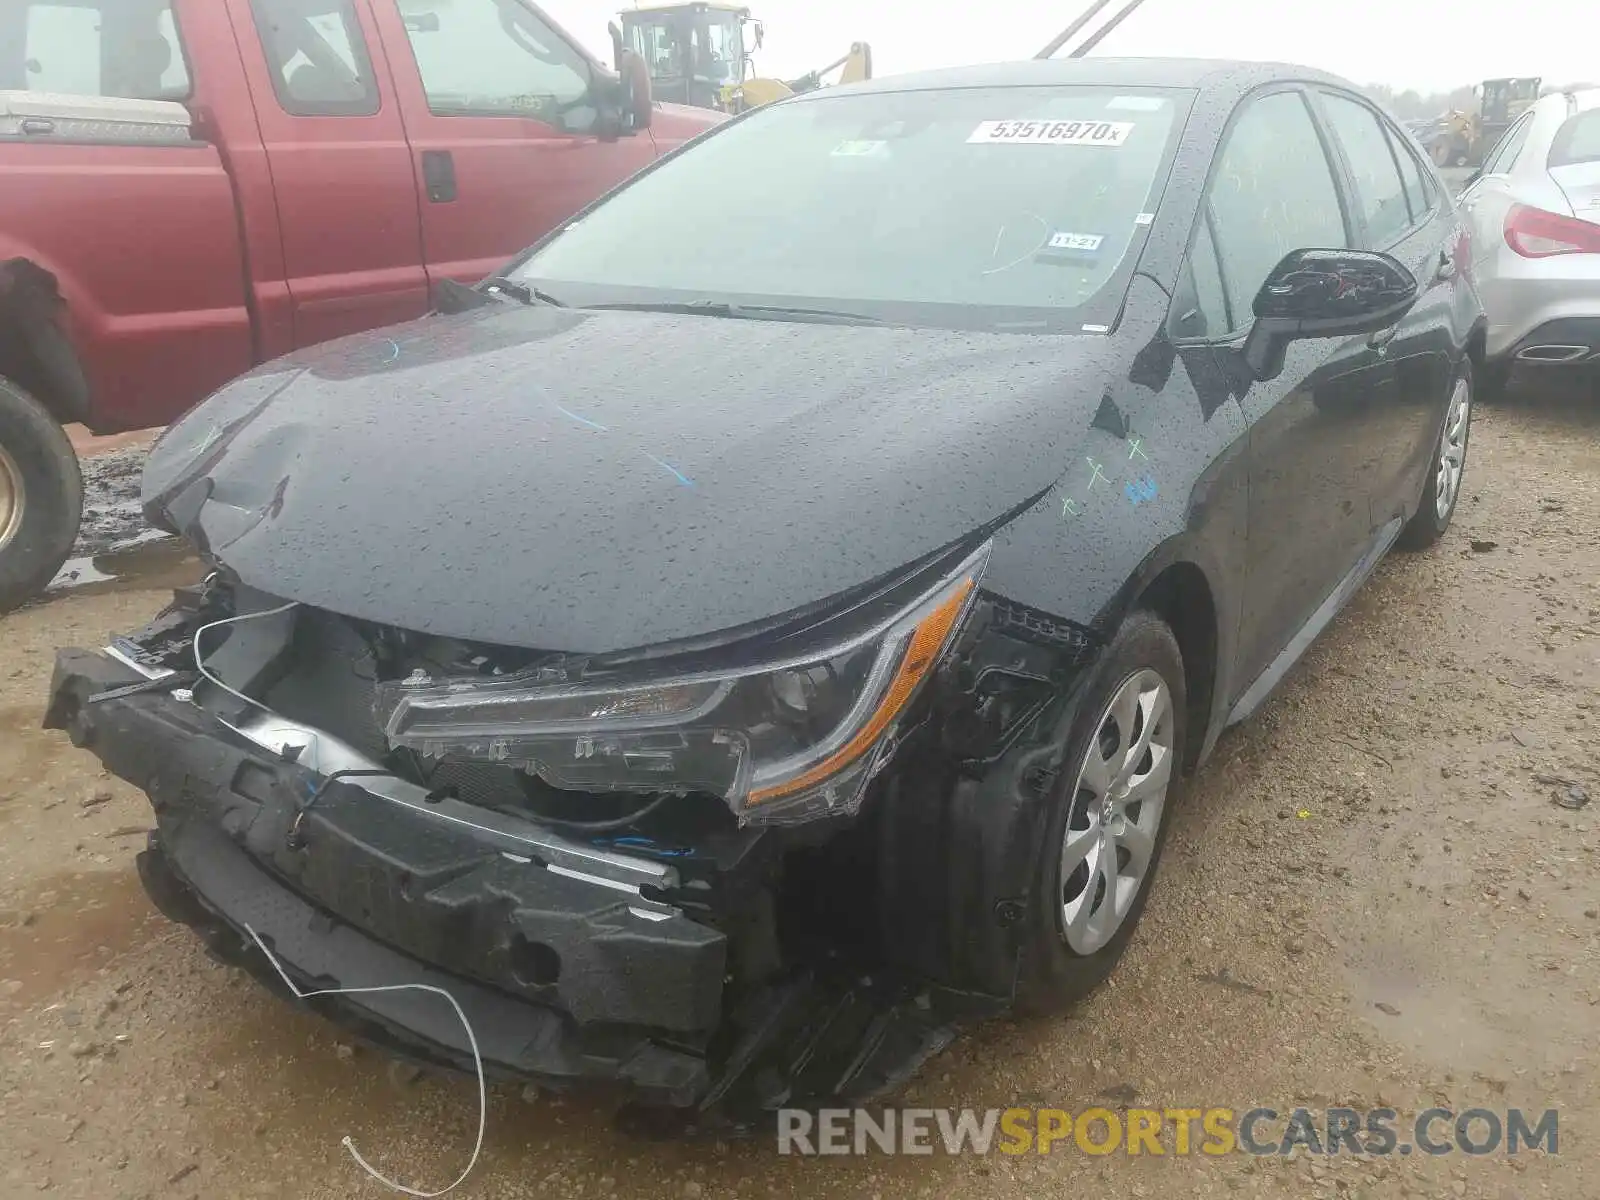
<box><xmin>37</xmin><ymin>439</ymin><xmax>201</xmax><ymax>603</ymax></box>
<box><xmin>44</xmin><ymin>533</ymin><xmax>198</xmax><ymax>599</ymax></box>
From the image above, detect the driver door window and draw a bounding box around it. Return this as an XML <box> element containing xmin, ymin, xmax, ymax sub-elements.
<box><xmin>1206</xmin><ymin>89</ymin><xmax>1350</xmax><ymax>328</ymax></box>
<box><xmin>399</xmin><ymin>0</ymin><xmax>594</xmax><ymax>132</ymax></box>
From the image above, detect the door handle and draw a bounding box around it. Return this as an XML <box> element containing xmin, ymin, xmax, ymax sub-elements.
<box><xmin>421</xmin><ymin>150</ymin><xmax>457</xmax><ymax>203</ymax></box>
<box><xmin>1368</xmin><ymin>324</ymin><xmax>1398</xmax><ymax>353</ymax></box>
<box><xmin>1433</xmin><ymin>249</ymin><xmax>1458</xmax><ymax>282</ymax></box>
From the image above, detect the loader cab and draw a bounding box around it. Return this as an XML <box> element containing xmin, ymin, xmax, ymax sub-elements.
<box><xmin>1477</xmin><ymin>76</ymin><xmax>1542</xmax><ymax>151</ymax></box>
<box><xmin>1479</xmin><ymin>76</ymin><xmax>1542</xmax><ymax>126</ymax></box>
<box><xmin>620</xmin><ymin>1</ymin><xmax>751</xmax><ymax>109</ymax></box>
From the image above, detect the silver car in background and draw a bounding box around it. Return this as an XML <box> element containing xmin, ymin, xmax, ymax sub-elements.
<box><xmin>1459</xmin><ymin>87</ymin><xmax>1600</xmax><ymax>393</ymax></box>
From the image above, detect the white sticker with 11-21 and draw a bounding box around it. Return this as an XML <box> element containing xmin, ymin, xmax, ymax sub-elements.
<box><xmin>1048</xmin><ymin>232</ymin><xmax>1104</xmax><ymax>251</ymax></box>
<box><xmin>968</xmin><ymin>120</ymin><xmax>1133</xmax><ymax>146</ymax></box>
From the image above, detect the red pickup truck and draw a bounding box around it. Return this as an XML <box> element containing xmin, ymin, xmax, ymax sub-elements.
<box><xmin>0</xmin><ymin>0</ymin><xmax>722</xmax><ymax>610</ymax></box>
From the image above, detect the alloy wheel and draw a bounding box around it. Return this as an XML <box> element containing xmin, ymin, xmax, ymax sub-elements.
<box><xmin>0</xmin><ymin>441</ymin><xmax>24</xmax><ymax>554</ymax></box>
<box><xmin>1435</xmin><ymin>377</ymin><xmax>1471</xmax><ymax>521</ymax></box>
<box><xmin>1059</xmin><ymin>668</ymin><xmax>1175</xmax><ymax>955</ymax></box>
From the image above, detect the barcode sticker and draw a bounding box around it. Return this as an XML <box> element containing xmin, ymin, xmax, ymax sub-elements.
<box><xmin>967</xmin><ymin>120</ymin><xmax>1133</xmax><ymax>147</ymax></box>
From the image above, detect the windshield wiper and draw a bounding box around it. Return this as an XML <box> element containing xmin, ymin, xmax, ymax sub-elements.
<box><xmin>581</xmin><ymin>299</ymin><xmax>885</xmax><ymax>326</ymax></box>
<box><xmin>480</xmin><ymin>277</ymin><xmax>567</xmax><ymax>307</ymax></box>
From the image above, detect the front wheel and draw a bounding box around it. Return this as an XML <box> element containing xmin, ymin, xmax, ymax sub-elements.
<box><xmin>1398</xmin><ymin>363</ymin><xmax>1472</xmax><ymax>552</ymax></box>
<box><xmin>1015</xmin><ymin>610</ymin><xmax>1187</xmax><ymax>1013</ymax></box>
<box><xmin>0</xmin><ymin>375</ymin><xmax>83</xmax><ymax>612</ymax></box>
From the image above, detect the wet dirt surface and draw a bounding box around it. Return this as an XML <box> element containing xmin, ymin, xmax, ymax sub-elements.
<box><xmin>42</xmin><ymin>437</ymin><xmax>192</xmax><ymax>600</ymax></box>
<box><xmin>1</xmin><ymin>372</ymin><xmax>1597</xmax><ymax>1199</ymax></box>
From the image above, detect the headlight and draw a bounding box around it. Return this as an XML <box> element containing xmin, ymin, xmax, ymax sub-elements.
<box><xmin>374</xmin><ymin>543</ymin><xmax>990</xmax><ymax>825</ymax></box>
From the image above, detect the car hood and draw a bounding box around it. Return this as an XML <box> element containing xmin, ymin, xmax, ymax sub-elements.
<box><xmin>143</xmin><ymin>305</ymin><xmax>1116</xmax><ymax>652</ymax></box>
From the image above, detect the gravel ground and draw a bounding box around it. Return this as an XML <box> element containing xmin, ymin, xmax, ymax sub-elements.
<box><xmin>1</xmin><ymin>370</ymin><xmax>1596</xmax><ymax>1199</ymax></box>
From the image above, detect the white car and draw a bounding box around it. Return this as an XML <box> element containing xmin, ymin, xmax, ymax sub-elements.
<box><xmin>1459</xmin><ymin>87</ymin><xmax>1600</xmax><ymax>392</ymax></box>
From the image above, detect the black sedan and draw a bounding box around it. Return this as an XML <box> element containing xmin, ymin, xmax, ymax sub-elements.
<box><xmin>46</xmin><ymin>57</ymin><xmax>1484</xmax><ymax>1121</ymax></box>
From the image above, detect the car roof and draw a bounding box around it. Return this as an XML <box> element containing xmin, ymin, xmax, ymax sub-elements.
<box><xmin>1556</xmin><ymin>86</ymin><xmax>1600</xmax><ymax>112</ymax></box>
<box><xmin>807</xmin><ymin>56</ymin><xmax>1355</xmax><ymax>102</ymax></box>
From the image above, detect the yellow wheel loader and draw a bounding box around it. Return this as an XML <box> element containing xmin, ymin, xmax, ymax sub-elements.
<box><xmin>1425</xmin><ymin>77</ymin><xmax>1542</xmax><ymax>168</ymax></box>
<box><xmin>617</xmin><ymin>2</ymin><xmax>870</xmax><ymax>114</ymax></box>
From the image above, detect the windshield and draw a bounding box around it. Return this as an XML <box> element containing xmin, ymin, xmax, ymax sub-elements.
<box><xmin>511</xmin><ymin>85</ymin><xmax>1188</xmax><ymax>332</ymax></box>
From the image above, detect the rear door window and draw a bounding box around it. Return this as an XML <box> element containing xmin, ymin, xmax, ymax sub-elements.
<box><xmin>7</xmin><ymin>0</ymin><xmax>190</xmax><ymax>99</ymax></box>
<box><xmin>1384</xmin><ymin>123</ymin><xmax>1437</xmax><ymax>224</ymax></box>
<box><xmin>249</xmin><ymin>0</ymin><xmax>381</xmax><ymax>117</ymax></box>
<box><xmin>1319</xmin><ymin>91</ymin><xmax>1414</xmax><ymax>247</ymax></box>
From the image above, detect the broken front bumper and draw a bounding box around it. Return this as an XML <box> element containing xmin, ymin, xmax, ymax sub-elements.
<box><xmin>46</xmin><ymin>647</ymin><xmax>729</xmax><ymax>1106</ymax></box>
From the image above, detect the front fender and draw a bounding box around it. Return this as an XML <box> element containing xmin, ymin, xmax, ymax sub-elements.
<box><xmin>983</xmin><ymin>312</ymin><xmax>1251</xmax><ymax>768</ymax></box>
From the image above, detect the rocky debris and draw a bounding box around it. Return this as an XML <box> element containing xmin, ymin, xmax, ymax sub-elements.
<box><xmin>1553</xmin><ymin>783</ymin><xmax>1590</xmax><ymax>810</ymax></box>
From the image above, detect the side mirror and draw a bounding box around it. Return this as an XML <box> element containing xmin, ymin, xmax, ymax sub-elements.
<box><xmin>593</xmin><ymin>27</ymin><xmax>652</xmax><ymax>140</ymax></box>
<box><xmin>1241</xmin><ymin>248</ymin><xmax>1419</xmax><ymax>382</ymax></box>
<box><xmin>620</xmin><ymin>48</ymin><xmax>653</xmax><ymax>129</ymax></box>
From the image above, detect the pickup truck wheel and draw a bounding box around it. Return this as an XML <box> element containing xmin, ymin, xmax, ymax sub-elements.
<box><xmin>1014</xmin><ymin>610</ymin><xmax>1186</xmax><ymax>1014</ymax></box>
<box><xmin>0</xmin><ymin>376</ymin><xmax>82</xmax><ymax>613</ymax></box>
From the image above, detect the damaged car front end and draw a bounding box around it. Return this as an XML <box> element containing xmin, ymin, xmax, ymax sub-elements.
<box><xmin>45</xmin><ymin>535</ymin><xmax>1101</xmax><ymax>1118</ymax></box>
<box><xmin>42</xmin><ymin>66</ymin><xmax>1250</xmax><ymax>1125</ymax></box>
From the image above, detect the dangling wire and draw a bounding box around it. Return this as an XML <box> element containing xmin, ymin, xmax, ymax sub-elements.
<box><xmin>244</xmin><ymin>926</ymin><xmax>486</xmax><ymax>1198</ymax></box>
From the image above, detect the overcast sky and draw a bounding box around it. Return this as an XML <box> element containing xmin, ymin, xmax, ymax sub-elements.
<box><xmin>537</xmin><ymin>0</ymin><xmax>1587</xmax><ymax>96</ymax></box>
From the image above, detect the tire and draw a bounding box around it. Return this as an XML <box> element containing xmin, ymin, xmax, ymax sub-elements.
<box><xmin>1397</xmin><ymin>361</ymin><xmax>1472</xmax><ymax>552</ymax></box>
<box><xmin>0</xmin><ymin>375</ymin><xmax>82</xmax><ymax>613</ymax></box>
<box><xmin>1015</xmin><ymin>610</ymin><xmax>1187</xmax><ymax>1013</ymax></box>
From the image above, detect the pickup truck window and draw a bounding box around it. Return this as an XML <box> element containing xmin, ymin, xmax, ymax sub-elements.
<box><xmin>249</xmin><ymin>0</ymin><xmax>379</xmax><ymax>117</ymax></box>
<box><xmin>5</xmin><ymin>0</ymin><xmax>190</xmax><ymax>100</ymax></box>
<box><xmin>400</xmin><ymin>0</ymin><xmax>596</xmax><ymax>132</ymax></box>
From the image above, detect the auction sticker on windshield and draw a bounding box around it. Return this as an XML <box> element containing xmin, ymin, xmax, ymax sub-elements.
<box><xmin>968</xmin><ymin>120</ymin><xmax>1133</xmax><ymax>146</ymax></box>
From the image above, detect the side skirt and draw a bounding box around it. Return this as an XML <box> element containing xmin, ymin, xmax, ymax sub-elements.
<box><xmin>1223</xmin><ymin>515</ymin><xmax>1404</xmax><ymax>729</ymax></box>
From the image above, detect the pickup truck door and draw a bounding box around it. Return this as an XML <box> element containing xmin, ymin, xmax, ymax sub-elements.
<box><xmin>225</xmin><ymin>0</ymin><xmax>429</xmax><ymax>348</ymax></box>
<box><xmin>367</xmin><ymin>0</ymin><xmax>658</xmax><ymax>287</ymax></box>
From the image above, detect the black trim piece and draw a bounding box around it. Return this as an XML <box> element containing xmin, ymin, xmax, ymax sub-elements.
<box><xmin>986</xmin><ymin>596</ymin><xmax>1102</xmax><ymax>662</ymax></box>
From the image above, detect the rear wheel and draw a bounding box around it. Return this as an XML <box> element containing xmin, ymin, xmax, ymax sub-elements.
<box><xmin>1016</xmin><ymin>610</ymin><xmax>1186</xmax><ymax>1013</ymax></box>
<box><xmin>1398</xmin><ymin>363</ymin><xmax>1472</xmax><ymax>552</ymax></box>
<box><xmin>0</xmin><ymin>375</ymin><xmax>82</xmax><ymax>612</ymax></box>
